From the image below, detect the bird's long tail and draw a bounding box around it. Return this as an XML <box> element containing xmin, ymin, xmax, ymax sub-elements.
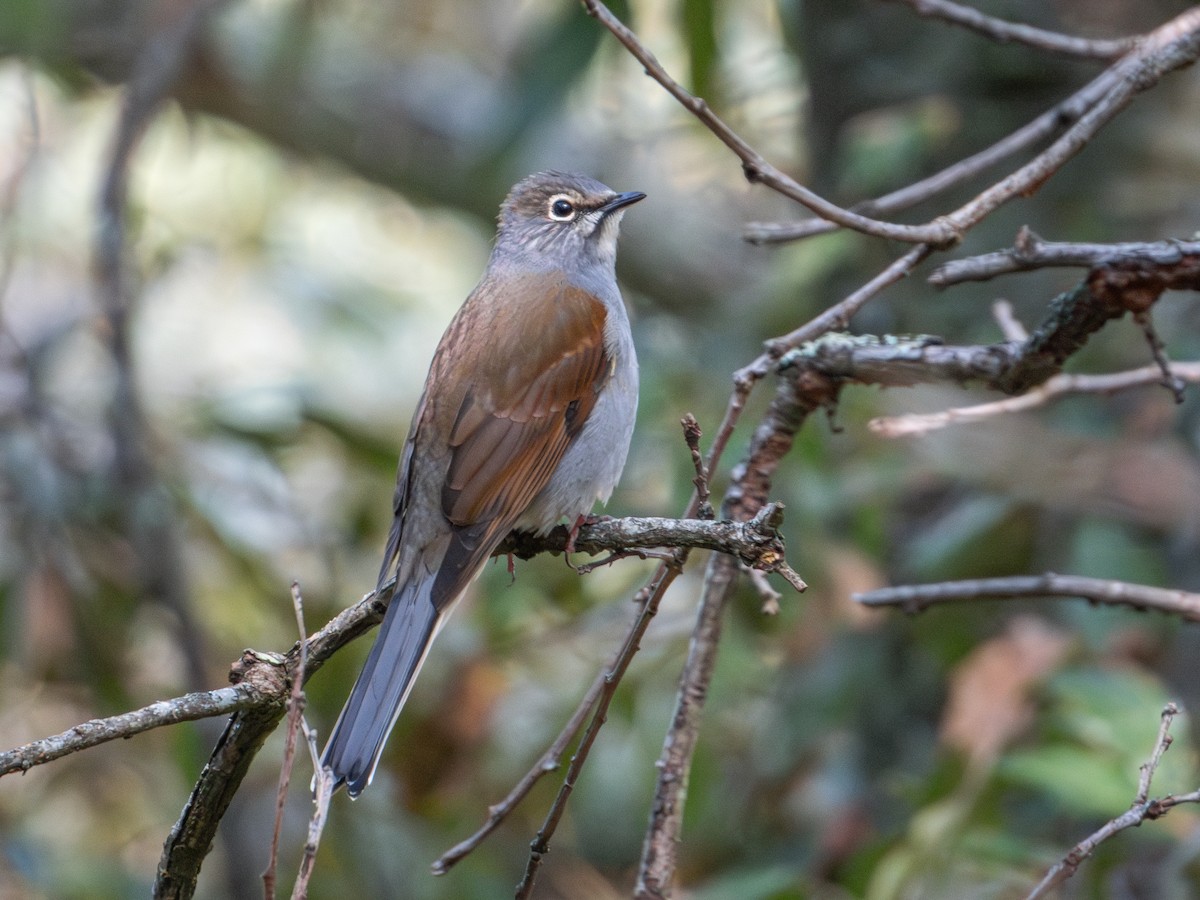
<box><xmin>321</xmin><ymin>576</ymin><xmax>442</xmax><ymax>797</ymax></box>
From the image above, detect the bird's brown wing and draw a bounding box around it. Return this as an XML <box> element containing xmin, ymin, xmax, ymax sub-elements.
<box><xmin>382</xmin><ymin>272</ymin><xmax>611</xmax><ymax>610</ymax></box>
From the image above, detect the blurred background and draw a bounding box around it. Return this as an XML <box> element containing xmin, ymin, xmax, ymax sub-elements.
<box><xmin>2</xmin><ymin>0</ymin><xmax>1200</xmax><ymax>897</ymax></box>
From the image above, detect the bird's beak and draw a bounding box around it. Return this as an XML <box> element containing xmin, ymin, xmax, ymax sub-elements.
<box><xmin>599</xmin><ymin>191</ymin><xmax>646</xmax><ymax>215</ymax></box>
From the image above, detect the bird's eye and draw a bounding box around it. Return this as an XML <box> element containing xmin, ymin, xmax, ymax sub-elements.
<box><xmin>549</xmin><ymin>197</ymin><xmax>576</xmax><ymax>221</ymax></box>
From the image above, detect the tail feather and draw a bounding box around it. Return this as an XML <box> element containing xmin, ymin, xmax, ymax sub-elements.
<box><xmin>321</xmin><ymin>576</ymin><xmax>442</xmax><ymax>797</ymax></box>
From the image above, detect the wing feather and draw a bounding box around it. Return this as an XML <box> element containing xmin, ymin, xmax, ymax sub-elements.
<box><xmin>377</xmin><ymin>273</ymin><xmax>611</xmax><ymax>611</ymax></box>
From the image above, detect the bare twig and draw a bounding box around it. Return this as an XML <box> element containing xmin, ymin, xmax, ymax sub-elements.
<box><xmin>931</xmin><ymin>229</ymin><xmax>1200</xmax><ymax>286</ymax></box>
<box><xmin>263</xmin><ymin>583</ymin><xmax>310</xmax><ymax>900</ymax></box>
<box><xmin>682</xmin><ymin>414</ymin><xmax>713</xmax><ymax>519</ymax></box>
<box><xmin>581</xmin><ymin>0</ymin><xmax>958</xmax><ymax>247</ymax></box>
<box><xmin>885</xmin><ymin>0</ymin><xmax>1133</xmax><ymax>60</ymax></box>
<box><xmin>870</xmin><ymin>362</ymin><xmax>1200</xmax><ymax>437</ymax></box>
<box><xmin>515</xmin><ymin>564</ymin><xmax>687</xmax><ymax>899</ymax></box>
<box><xmin>992</xmin><ymin>299</ymin><xmax>1029</xmax><ymax>341</ymax></box>
<box><xmin>0</xmin><ymin>685</ymin><xmax>263</xmax><ymax>778</ymax></box>
<box><xmin>635</xmin><ymin>366</ymin><xmax>825</xmax><ymax>898</ymax></box>
<box><xmin>1133</xmin><ymin>311</ymin><xmax>1186</xmax><ymax>402</ymax></box>
<box><xmin>855</xmin><ymin>573</ymin><xmax>1200</xmax><ymax>622</ymax></box>
<box><xmin>432</xmin><ymin>666</ymin><xmax>610</xmax><ymax>874</ymax></box>
<box><xmin>586</xmin><ymin>1</ymin><xmax>1200</xmax><ymax>249</ymax></box>
<box><xmin>1135</xmin><ymin>703</ymin><xmax>1178</xmax><ymax>806</ymax></box>
<box><xmin>745</xmin><ymin>73</ymin><xmax>1122</xmax><ymax>244</ymax></box>
<box><xmin>1025</xmin><ymin>703</ymin><xmax>1189</xmax><ymax>900</ymax></box>
<box><xmin>572</xmin><ymin>548</ymin><xmax>676</xmax><ymax>573</ymax></box>
<box><xmin>292</xmin><ymin>721</ymin><xmax>334</xmax><ymax>900</ymax></box>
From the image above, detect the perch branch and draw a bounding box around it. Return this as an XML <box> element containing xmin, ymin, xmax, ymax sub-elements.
<box><xmin>1</xmin><ymin>512</ymin><xmax>802</xmax><ymax>786</ymax></box>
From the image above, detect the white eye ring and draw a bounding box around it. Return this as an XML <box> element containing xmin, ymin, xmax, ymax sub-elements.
<box><xmin>548</xmin><ymin>195</ymin><xmax>577</xmax><ymax>221</ymax></box>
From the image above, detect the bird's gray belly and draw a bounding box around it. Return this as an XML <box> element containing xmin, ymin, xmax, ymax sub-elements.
<box><xmin>515</xmin><ymin>359</ymin><xmax>638</xmax><ymax>534</ymax></box>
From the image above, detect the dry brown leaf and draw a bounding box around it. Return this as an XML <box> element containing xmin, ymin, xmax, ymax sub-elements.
<box><xmin>940</xmin><ymin>615</ymin><xmax>1071</xmax><ymax>765</ymax></box>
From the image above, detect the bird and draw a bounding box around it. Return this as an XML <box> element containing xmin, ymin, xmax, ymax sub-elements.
<box><xmin>321</xmin><ymin>172</ymin><xmax>644</xmax><ymax>797</ymax></box>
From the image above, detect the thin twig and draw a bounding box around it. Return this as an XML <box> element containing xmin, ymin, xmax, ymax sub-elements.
<box><xmin>515</xmin><ymin>565</ymin><xmax>686</xmax><ymax>899</ymax></box>
<box><xmin>745</xmin><ymin>73</ymin><xmax>1122</xmax><ymax>244</ymax></box>
<box><xmin>1133</xmin><ymin>311</ymin><xmax>1186</xmax><ymax>402</ymax></box>
<box><xmin>432</xmin><ymin>666</ymin><xmax>609</xmax><ymax>874</ymax></box>
<box><xmin>581</xmin><ymin>0</ymin><xmax>958</xmax><ymax>246</ymax></box>
<box><xmin>586</xmin><ymin>2</ymin><xmax>1200</xmax><ymax>248</ymax></box>
<box><xmin>869</xmin><ymin>362</ymin><xmax>1200</xmax><ymax>437</ymax></box>
<box><xmin>885</xmin><ymin>0</ymin><xmax>1133</xmax><ymax>60</ymax></box>
<box><xmin>682</xmin><ymin>414</ymin><xmax>713</xmax><ymax>519</ymax></box>
<box><xmin>855</xmin><ymin>573</ymin><xmax>1200</xmax><ymax>622</ymax></box>
<box><xmin>291</xmin><ymin>721</ymin><xmax>333</xmax><ymax>900</ymax></box>
<box><xmin>992</xmin><ymin>300</ymin><xmax>1029</xmax><ymax>341</ymax></box>
<box><xmin>1025</xmin><ymin>703</ymin><xmax>1187</xmax><ymax>900</ymax></box>
<box><xmin>573</xmin><ymin>548</ymin><xmax>676</xmax><ymax>573</ymax></box>
<box><xmin>635</xmin><ymin>367</ymin><xmax>826</xmax><ymax>898</ymax></box>
<box><xmin>263</xmin><ymin>583</ymin><xmax>310</xmax><ymax>900</ymax></box>
<box><xmin>1135</xmin><ymin>703</ymin><xmax>1178</xmax><ymax>806</ymax></box>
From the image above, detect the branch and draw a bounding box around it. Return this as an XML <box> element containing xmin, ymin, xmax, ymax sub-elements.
<box><xmin>0</xmin><ymin>504</ymin><xmax>809</xmax><ymax>894</ymax></box>
<box><xmin>263</xmin><ymin>583</ymin><xmax>310</xmax><ymax>900</ymax></box>
<box><xmin>931</xmin><ymin>228</ymin><xmax>1200</xmax><ymax>286</ymax></box>
<box><xmin>1025</xmin><ymin>703</ymin><xmax>1193</xmax><ymax>900</ymax></box>
<box><xmin>870</xmin><ymin>361</ymin><xmax>1200</xmax><ymax>437</ymax></box>
<box><xmin>581</xmin><ymin>0</ymin><xmax>959</xmax><ymax>247</ymax></box>
<box><xmin>497</xmin><ymin>512</ymin><xmax>797</xmax><ymax>578</ymax></box>
<box><xmin>515</xmin><ymin>563</ymin><xmax>685</xmax><ymax>900</ymax></box>
<box><xmin>432</xmin><ymin>663</ymin><xmax>609</xmax><ymax>875</ymax></box>
<box><xmin>855</xmin><ymin>573</ymin><xmax>1200</xmax><ymax>622</ymax></box>
<box><xmin>745</xmin><ymin>69</ymin><xmax>1124</xmax><ymax>244</ymax></box>
<box><xmin>634</xmin><ymin>365</ymin><xmax>828</xmax><ymax>898</ymax></box>
<box><xmin>586</xmin><ymin>1</ymin><xmax>1200</xmax><ymax>248</ymax></box>
<box><xmin>884</xmin><ymin>0</ymin><xmax>1133</xmax><ymax>61</ymax></box>
<box><xmin>0</xmin><ymin>685</ymin><xmax>262</xmax><ymax>777</ymax></box>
